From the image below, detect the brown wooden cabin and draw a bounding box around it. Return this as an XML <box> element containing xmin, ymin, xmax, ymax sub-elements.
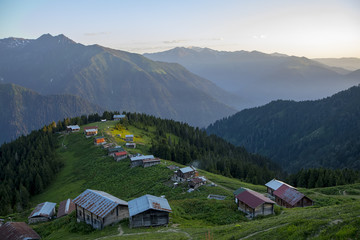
<box><xmin>73</xmin><ymin>189</ymin><xmax>128</xmax><ymax>229</ymax></box>
<box><xmin>94</xmin><ymin>136</ymin><xmax>106</xmax><ymax>146</ymax></box>
<box><xmin>128</xmin><ymin>195</ymin><xmax>172</xmax><ymax>228</ymax></box>
<box><xmin>174</xmin><ymin>166</ymin><xmax>198</xmax><ymax>182</ymax></box>
<box><xmin>273</xmin><ymin>185</ymin><xmax>313</xmax><ymax>208</ymax></box>
<box><xmin>0</xmin><ymin>222</ymin><xmax>41</xmax><ymax>240</ymax></box>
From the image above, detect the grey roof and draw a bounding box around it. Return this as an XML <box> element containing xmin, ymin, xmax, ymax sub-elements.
<box><xmin>128</xmin><ymin>194</ymin><xmax>172</xmax><ymax>217</ymax></box>
<box><xmin>130</xmin><ymin>155</ymin><xmax>154</xmax><ymax>162</ymax></box>
<box><xmin>179</xmin><ymin>166</ymin><xmax>195</xmax><ymax>174</ymax></box>
<box><xmin>265</xmin><ymin>179</ymin><xmax>294</xmax><ymax>191</ymax></box>
<box><xmin>113</xmin><ymin>114</ymin><xmax>125</xmax><ymax>118</ymax></box>
<box><xmin>29</xmin><ymin>202</ymin><xmax>56</xmax><ymax>218</ymax></box>
<box><xmin>125</xmin><ymin>134</ymin><xmax>134</xmax><ymax>137</ymax></box>
<box><xmin>67</xmin><ymin>125</ymin><xmax>80</xmax><ymax>130</ymax></box>
<box><xmin>73</xmin><ymin>189</ymin><xmax>128</xmax><ymax>218</ymax></box>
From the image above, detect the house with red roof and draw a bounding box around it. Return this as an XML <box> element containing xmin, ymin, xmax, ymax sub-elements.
<box><xmin>234</xmin><ymin>188</ymin><xmax>275</xmax><ymax>217</ymax></box>
<box><xmin>273</xmin><ymin>185</ymin><xmax>313</xmax><ymax>208</ymax></box>
<box><xmin>57</xmin><ymin>199</ymin><xmax>75</xmax><ymax>218</ymax></box>
<box><xmin>113</xmin><ymin>151</ymin><xmax>128</xmax><ymax>161</ymax></box>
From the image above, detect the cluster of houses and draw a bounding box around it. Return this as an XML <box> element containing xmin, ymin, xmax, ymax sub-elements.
<box><xmin>74</xmin><ymin>189</ymin><xmax>172</xmax><ymax>230</ymax></box>
<box><xmin>233</xmin><ymin>179</ymin><xmax>313</xmax><ymax>218</ymax></box>
<box><xmin>171</xmin><ymin>166</ymin><xmax>207</xmax><ymax>190</ymax></box>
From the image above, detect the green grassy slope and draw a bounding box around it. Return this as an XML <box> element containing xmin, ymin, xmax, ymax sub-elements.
<box><xmin>4</xmin><ymin>121</ymin><xmax>360</xmax><ymax>240</ymax></box>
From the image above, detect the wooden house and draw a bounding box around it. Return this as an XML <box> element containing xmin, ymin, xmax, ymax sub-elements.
<box><xmin>174</xmin><ymin>166</ymin><xmax>198</xmax><ymax>182</ymax></box>
<box><xmin>128</xmin><ymin>195</ymin><xmax>172</xmax><ymax>228</ymax></box>
<box><xmin>113</xmin><ymin>114</ymin><xmax>126</xmax><ymax>121</ymax></box>
<box><xmin>108</xmin><ymin>147</ymin><xmax>125</xmax><ymax>157</ymax></box>
<box><xmin>0</xmin><ymin>222</ymin><xmax>41</xmax><ymax>240</ymax></box>
<box><xmin>234</xmin><ymin>188</ymin><xmax>274</xmax><ymax>218</ymax></box>
<box><xmin>188</xmin><ymin>177</ymin><xmax>206</xmax><ymax>189</ymax></box>
<box><xmin>73</xmin><ymin>189</ymin><xmax>128</xmax><ymax>230</ymax></box>
<box><xmin>125</xmin><ymin>135</ymin><xmax>134</xmax><ymax>142</ymax></box>
<box><xmin>113</xmin><ymin>151</ymin><xmax>128</xmax><ymax>161</ymax></box>
<box><xmin>83</xmin><ymin>126</ymin><xmax>98</xmax><ymax>137</ymax></box>
<box><xmin>67</xmin><ymin>125</ymin><xmax>80</xmax><ymax>132</ymax></box>
<box><xmin>94</xmin><ymin>136</ymin><xmax>106</xmax><ymax>146</ymax></box>
<box><xmin>102</xmin><ymin>143</ymin><xmax>115</xmax><ymax>149</ymax></box>
<box><xmin>265</xmin><ymin>179</ymin><xmax>294</xmax><ymax>196</ymax></box>
<box><xmin>125</xmin><ymin>143</ymin><xmax>136</xmax><ymax>148</ymax></box>
<box><xmin>273</xmin><ymin>185</ymin><xmax>313</xmax><ymax>208</ymax></box>
<box><xmin>130</xmin><ymin>155</ymin><xmax>155</xmax><ymax>168</ymax></box>
<box><xmin>142</xmin><ymin>158</ymin><xmax>161</xmax><ymax>168</ymax></box>
<box><xmin>57</xmin><ymin>199</ymin><xmax>75</xmax><ymax>218</ymax></box>
<box><xmin>28</xmin><ymin>202</ymin><xmax>56</xmax><ymax>224</ymax></box>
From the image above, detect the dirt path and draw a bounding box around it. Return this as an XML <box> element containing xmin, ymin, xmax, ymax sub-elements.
<box><xmin>238</xmin><ymin>223</ymin><xmax>289</xmax><ymax>240</ymax></box>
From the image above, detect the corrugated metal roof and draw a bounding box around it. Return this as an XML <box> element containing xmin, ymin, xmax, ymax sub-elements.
<box><xmin>83</xmin><ymin>126</ymin><xmax>98</xmax><ymax>130</ymax></box>
<box><xmin>265</xmin><ymin>179</ymin><xmax>294</xmax><ymax>191</ymax></box>
<box><xmin>94</xmin><ymin>136</ymin><xmax>105</xmax><ymax>140</ymax></box>
<box><xmin>125</xmin><ymin>135</ymin><xmax>134</xmax><ymax>137</ymax></box>
<box><xmin>113</xmin><ymin>115</ymin><xmax>125</xmax><ymax>118</ymax></box>
<box><xmin>0</xmin><ymin>222</ymin><xmax>41</xmax><ymax>240</ymax></box>
<box><xmin>130</xmin><ymin>155</ymin><xmax>155</xmax><ymax>162</ymax></box>
<box><xmin>142</xmin><ymin>158</ymin><xmax>160</xmax><ymax>163</ymax></box>
<box><xmin>29</xmin><ymin>202</ymin><xmax>56</xmax><ymax>218</ymax></box>
<box><xmin>233</xmin><ymin>187</ymin><xmax>247</xmax><ymax>196</ymax></box>
<box><xmin>179</xmin><ymin>166</ymin><xmax>195</xmax><ymax>174</ymax></box>
<box><xmin>67</xmin><ymin>125</ymin><xmax>80</xmax><ymax>130</ymax></box>
<box><xmin>73</xmin><ymin>189</ymin><xmax>128</xmax><ymax>218</ymax></box>
<box><xmin>85</xmin><ymin>129</ymin><xmax>98</xmax><ymax>132</ymax></box>
<box><xmin>128</xmin><ymin>195</ymin><xmax>172</xmax><ymax>217</ymax></box>
<box><xmin>236</xmin><ymin>188</ymin><xmax>275</xmax><ymax>209</ymax></box>
<box><xmin>114</xmin><ymin>151</ymin><xmax>127</xmax><ymax>156</ymax></box>
<box><xmin>57</xmin><ymin>199</ymin><xmax>75</xmax><ymax>218</ymax></box>
<box><xmin>273</xmin><ymin>185</ymin><xmax>305</xmax><ymax>206</ymax></box>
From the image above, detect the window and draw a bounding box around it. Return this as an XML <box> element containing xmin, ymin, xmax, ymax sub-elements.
<box><xmin>78</xmin><ymin>211</ymin><xmax>82</xmax><ymax>216</ymax></box>
<box><xmin>86</xmin><ymin>215</ymin><xmax>90</xmax><ymax>221</ymax></box>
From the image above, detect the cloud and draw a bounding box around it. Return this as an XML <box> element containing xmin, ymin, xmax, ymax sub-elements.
<box><xmin>163</xmin><ymin>39</ymin><xmax>189</xmax><ymax>44</ymax></box>
<box><xmin>84</xmin><ymin>32</ymin><xmax>110</xmax><ymax>36</ymax></box>
<box><xmin>252</xmin><ymin>34</ymin><xmax>267</xmax><ymax>39</ymax></box>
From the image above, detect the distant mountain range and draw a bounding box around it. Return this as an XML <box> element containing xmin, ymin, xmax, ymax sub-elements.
<box><xmin>313</xmin><ymin>58</ymin><xmax>360</xmax><ymax>72</ymax></box>
<box><xmin>145</xmin><ymin>47</ymin><xmax>360</xmax><ymax>109</ymax></box>
<box><xmin>206</xmin><ymin>85</ymin><xmax>360</xmax><ymax>172</ymax></box>
<box><xmin>0</xmin><ymin>83</ymin><xmax>103</xmax><ymax>143</ymax></box>
<box><xmin>0</xmin><ymin>34</ymin><xmax>237</xmax><ymax>129</ymax></box>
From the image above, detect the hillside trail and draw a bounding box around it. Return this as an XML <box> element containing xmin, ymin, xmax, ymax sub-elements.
<box><xmin>238</xmin><ymin>223</ymin><xmax>289</xmax><ymax>240</ymax></box>
<box><xmin>94</xmin><ymin>224</ymin><xmax>192</xmax><ymax>240</ymax></box>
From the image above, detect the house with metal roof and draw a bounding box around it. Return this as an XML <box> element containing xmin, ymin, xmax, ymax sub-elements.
<box><xmin>0</xmin><ymin>222</ymin><xmax>41</xmax><ymax>240</ymax></box>
<box><xmin>125</xmin><ymin>143</ymin><xmax>136</xmax><ymax>148</ymax></box>
<box><xmin>235</xmin><ymin>188</ymin><xmax>275</xmax><ymax>218</ymax></box>
<box><xmin>73</xmin><ymin>189</ymin><xmax>128</xmax><ymax>229</ymax></box>
<box><xmin>130</xmin><ymin>155</ymin><xmax>155</xmax><ymax>168</ymax></box>
<box><xmin>128</xmin><ymin>195</ymin><xmax>172</xmax><ymax>228</ymax></box>
<box><xmin>113</xmin><ymin>114</ymin><xmax>126</xmax><ymax>120</ymax></box>
<box><xmin>173</xmin><ymin>166</ymin><xmax>198</xmax><ymax>182</ymax></box>
<box><xmin>265</xmin><ymin>179</ymin><xmax>295</xmax><ymax>196</ymax></box>
<box><xmin>108</xmin><ymin>146</ymin><xmax>125</xmax><ymax>157</ymax></box>
<box><xmin>125</xmin><ymin>135</ymin><xmax>134</xmax><ymax>142</ymax></box>
<box><xmin>83</xmin><ymin>126</ymin><xmax>98</xmax><ymax>137</ymax></box>
<box><xmin>273</xmin><ymin>185</ymin><xmax>313</xmax><ymax>208</ymax></box>
<box><xmin>67</xmin><ymin>125</ymin><xmax>80</xmax><ymax>132</ymax></box>
<box><xmin>113</xmin><ymin>151</ymin><xmax>128</xmax><ymax>161</ymax></box>
<box><xmin>94</xmin><ymin>136</ymin><xmax>106</xmax><ymax>146</ymax></box>
<box><xmin>57</xmin><ymin>199</ymin><xmax>75</xmax><ymax>218</ymax></box>
<box><xmin>28</xmin><ymin>202</ymin><xmax>56</xmax><ymax>224</ymax></box>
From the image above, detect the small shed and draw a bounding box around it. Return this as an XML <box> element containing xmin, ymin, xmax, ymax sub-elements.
<box><xmin>0</xmin><ymin>222</ymin><xmax>41</xmax><ymax>240</ymax></box>
<box><xmin>142</xmin><ymin>158</ymin><xmax>161</xmax><ymax>168</ymax></box>
<box><xmin>28</xmin><ymin>202</ymin><xmax>56</xmax><ymax>224</ymax></box>
<box><xmin>273</xmin><ymin>185</ymin><xmax>313</xmax><ymax>208</ymax></box>
<box><xmin>130</xmin><ymin>155</ymin><xmax>155</xmax><ymax>168</ymax></box>
<box><xmin>94</xmin><ymin>136</ymin><xmax>106</xmax><ymax>146</ymax></box>
<box><xmin>128</xmin><ymin>195</ymin><xmax>172</xmax><ymax>228</ymax></box>
<box><xmin>73</xmin><ymin>189</ymin><xmax>128</xmax><ymax>229</ymax></box>
<box><xmin>67</xmin><ymin>125</ymin><xmax>80</xmax><ymax>132</ymax></box>
<box><xmin>125</xmin><ymin>135</ymin><xmax>134</xmax><ymax>142</ymax></box>
<box><xmin>125</xmin><ymin>143</ymin><xmax>136</xmax><ymax>149</ymax></box>
<box><xmin>235</xmin><ymin>188</ymin><xmax>275</xmax><ymax>218</ymax></box>
<box><xmin>57</xmin><ymin>199</ymin><xmax>76</xmax><ymax>218</ymax></box>
<box><xmin>113</xmin><ymin>114</ymin><xmax>126</xmax><ymax>121</ymax></box>
<box><xmin>174</xmin><ymin>166</ymin><xmax>198</xmax><ymax>182</ymax></box>
<box><xmin>114</xmin><ymin>151</ymin><xmax>128</xmax><ymax>161</ymax></box>
<box><xmin>265</xmin><ymin>179</ymin><xmax>294</xmax><ymax>196</ymax></box>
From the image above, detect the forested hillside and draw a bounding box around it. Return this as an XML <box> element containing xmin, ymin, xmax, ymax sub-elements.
<box><xmin>0</xmin><ymin>83</ymin><xmax>103</xmax><ymax>143</ymax></box>
<box><xmin>207</xmin><ymin>85</ymin><xmax>360</xmax><ymax>172</ymax></box>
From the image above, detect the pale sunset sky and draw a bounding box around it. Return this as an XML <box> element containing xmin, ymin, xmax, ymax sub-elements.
<box><xmin>0</xmin><ymin>0</ymin><xmax>359</xmax><ymax>58</ymax></box>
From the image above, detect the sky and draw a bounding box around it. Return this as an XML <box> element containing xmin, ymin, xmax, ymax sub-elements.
<box><xmin>0</xmin><ymin>0</ymin><xmax>359</xmax><ymax>58</ymax></box>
